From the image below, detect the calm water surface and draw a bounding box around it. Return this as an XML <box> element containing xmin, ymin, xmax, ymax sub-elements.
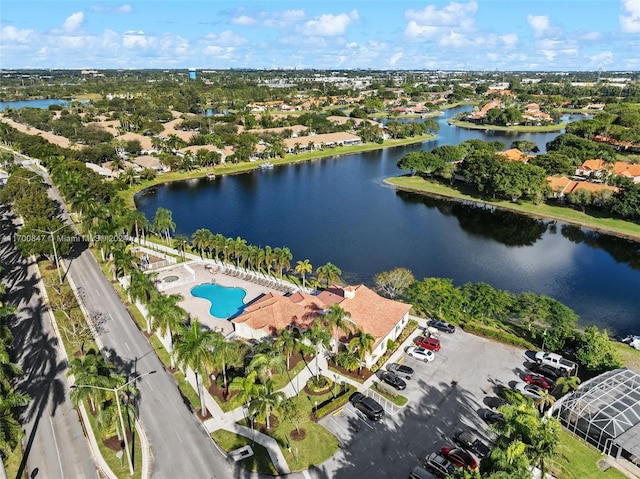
<box><xmin>136</xmin><ymin>107</ymin><xmax>640</xmax><ymax>336</ymax></box>
<box><xmin>0</xmin><ymin>99</ymin><xmax>70</xmax><ymax>111</ymax></box>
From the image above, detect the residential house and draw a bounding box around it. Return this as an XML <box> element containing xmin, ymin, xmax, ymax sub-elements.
<box><xmin>132</xmin><ymin>155</ymin><xmax>169</xmax><ymax>173</ymax></box>
<box><xmin>282</xmin><ymin>132</ymin><xmax>362</xmax><ymax>153</ymax></box>
<box><xmin>232</xmin><ymin>285</ymin><xmax>412</xmax><ymax>369</ymax></box>
<box><xmin>547</xmin><ymin>176</ymin><xmax>619</xmax><ymax>199</ymax></box>
<box><xmin>497</xmin><ymin>148</ymin><xmax>532</xmax><ymax>163</ymax></box>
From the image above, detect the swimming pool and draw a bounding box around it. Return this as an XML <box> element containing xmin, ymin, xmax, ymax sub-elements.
<box><xmin>190</xmin><ymin>283</ymin><xmax>247</xmax><ymax>319</ymax></box>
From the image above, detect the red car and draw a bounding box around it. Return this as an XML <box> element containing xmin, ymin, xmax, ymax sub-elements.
<box><xmin>439</xmin><ymin>446</ymin><xmax>479</xmax><ymax>470</ymax></box>
<box><xmin>414</xmin><ymin>336</ymin><xmax>441</xmax><ymax>351</ymax></box>
<box><xmin>524</xmin><ymin>374</ymin><xmax>555</xmax><ymax>390</ymax></box>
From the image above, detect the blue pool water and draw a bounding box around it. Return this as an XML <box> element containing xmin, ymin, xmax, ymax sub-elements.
<box><xmin>190</xmin><ymin>283</ymin><xmax>247</xmax><ymax>319</ymax></box>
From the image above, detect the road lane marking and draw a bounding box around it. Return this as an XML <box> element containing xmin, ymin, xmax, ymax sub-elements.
<box><xmin>345</xmin><ymin>407</ymin><xmax>374</xmax><ymax>429</ymax></box>
<box><xmin>146</xmin><ymin>380</ymin><xmax>154</xmax><ymax>392</ymax></box>
<box><xmin>329</xmin><ymin>417</ymin><xmax>349</xmax><ymax>436</ymax></box>
<box><xmin>173</xmin><ymin>427</ymin><xmax>183</xmax><ymax>443</ymax></box>
<box><xmin>95</xmin><ymin>288</ymin><xmax>100</xmax><ymax>296</ymax></box>
<box><xmin>124</xmin><ymin>341</ymin><xmax>131</xmax><ymax>352</ymax></box>
<box><xmin>50</xmin><ymin>416</ymin><xmax>65</xmax><ymax>478</ymax></box>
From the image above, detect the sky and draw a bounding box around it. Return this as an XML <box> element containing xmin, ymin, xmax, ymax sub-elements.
<box><xmin>1</xmin><ymin>0</ymin><xmax>639</xmax><ymax>71</ymax></box>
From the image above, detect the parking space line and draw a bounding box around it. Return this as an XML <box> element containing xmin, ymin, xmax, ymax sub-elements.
<box><xmin>329</xmin><ymin>417</ymin><xmax>350</xmax><ymax>436</ymax></box>
<box><xmin>345</xmin><ymin>407</ymin><xmax>374</xmax><ymax>429</ymax></box>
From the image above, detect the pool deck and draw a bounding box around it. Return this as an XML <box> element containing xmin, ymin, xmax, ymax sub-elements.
<box><xmin>156</xmin><ymin>262</ymin><xmax>294</xmax><ymax>336</ymax></box>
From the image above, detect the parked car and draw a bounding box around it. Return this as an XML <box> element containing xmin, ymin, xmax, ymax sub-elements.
<box><xmin>414</xmin><ymin>335</ymin><xmax>441</xmax><ymax>351</ymax></box>
<box><xmin>439</xmin><ymin>445</ymin><xmax>479</xmax><ymax>470</ymax></box>
<box><xmin>486</xmin><ymin>396</ymin><xmax>508</xmax><ymax>410</ymax></box>
<box><xmin>534</xmin><ymin>351</ymin><xmax>577</xmax><ymax>374</ymax></box>
<box><xmin>427</xmin><ymin>319</ymin><xmax>455</xmax><ymax>334</ymax></box>
<box><xmin>514</xmin><ymin>381</ymin><xmax>545</xmax><ymax>400</ymax></box>
<box><xmin>380</xmin><ymin>371</ymin><xmax>407</xmax><ymax>390</ymax></box>
<box><xmin>531</xmin><ymin>362</ymin><xmax>567</xmax><ymax>380</ymax></box>
<box><xmin>424</xmin><ymin>452</ymin><xmax>456</xmax><ymax>478</ymax></box>
<box><xmin>387</xmin><ymin>363</ymin><xmax>414</xmax><ymax>380</ymax></box>
<box><xmin>408</xmin><ymin>465</ymin><xmax>431</xmax><ymax>479</ymax></box>
<box><xmin>452</xmin><ymin>431</ymin><xmax>491</xmax><ymax>458</ymax></box>
<box><xmin>481</xmin><ymin>410</ymin><xmax>505</xmax><ymax>424</ymax></box>
<box><xmin>406</xmin><ymin>346</ymin><xmax>435</xmax><ymax>362</ymax></box>
<box><xmin>349</xmin><ymin>392</ymin><xmax>384</xmax><ymax>421</ymax></box>
<box><xmin>524</xmin><ymin>374</ymin><xmax>555</xmax><ymax>390</ymax></box>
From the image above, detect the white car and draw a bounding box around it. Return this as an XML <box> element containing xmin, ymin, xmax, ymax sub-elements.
<box><xmin>406</xmin><ymin>346</ymin><xmax>435</xmax><ymax>362</ymax></box>
<box><xmin>514</xmin><ymin>381</ymin><xmax>545</xmax><ymax>400</ymax></box>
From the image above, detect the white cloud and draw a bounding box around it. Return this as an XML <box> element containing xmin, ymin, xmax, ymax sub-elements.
<box><xmin>590</xmin><ymin>51</ymin><xmax>614</xmax><ymax>66</ymax></box>
<box><xmin>302</xmin><ymin>11</ymin><xmax>358</xmax><ymax>36</ymax></box>
<box><xmin>202</xmin><ymin>30</ymin><xmax>247</xmax><ymax>47</ymax></box>
<box><xmin>1</xmin><ymin>25</ymin><xmax>33</xmax><ymax>43</ymax></box>
<box><xmin>404</xmin><ymin>1</ymin><xmax>477</xmax><ymax>40</ymax></box>
<box><xmin>389</xmin><ymin>52</ymin><xmax>404</xmax><ymax>65</ymax></box>
<box><xmin>579</xmin><ymin>31</ymin><xmax>603</xmax><ymax>41</ymax></box>
<box><xmin>232</xmin><ymin>15</ymin><xmax>257</xmax><ymax>26</ymax></box>
<box><xmin>63</xmin><ymin>12</ymin><xmax>84</xmax><ymax>32</ymax></box>
<box><xmin>527</xmin><ymin>14</ymin><xmax>550</xmax><ymax>37</ymax></box>
<box><xmin>620</xmin><ymin>0</ymin><xmax>640</xmax><ymax>33</ymax></box>
<box><xmin>232</xmin><ymin>9</ymin><xmax>305</xmax><ymax>28</ymax></box>
<box><xmin>90</xmin><ymin>4</ymin><xmax>133</xmax><ymax>14</ymax></box>
<box><xmin>123</xmin><ymin>30</ymin><xmax>153</xmax><ymax>48</ymax></box>
<box><xmin>500</xmin><ymin>33</ymin><xmax>519</xmax><ymax>48</ymax></box>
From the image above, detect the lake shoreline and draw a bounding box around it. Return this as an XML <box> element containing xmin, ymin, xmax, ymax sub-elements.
<box><xmin>447</xmin><ymin>119</ymin><xmax>567</xmax><ymax>133</ymax></box>
<box><xmin>384</xmin><ymin>175</ymin><xmax>640</xmax><ymax>243</ymax></box>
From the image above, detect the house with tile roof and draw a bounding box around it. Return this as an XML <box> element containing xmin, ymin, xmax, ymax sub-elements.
<box><xmin>576</xmin><ymin>159</ymin><xmax>607</xmax><ymax>177</ymax></box>
<box><xmin>547</xmin><ymin>176</ymin><xmax>619</xmax><ymax>199</ymax></box>
<box><xmin>282</xmin><ymin>132</ymin><xmax>362</xmax><ymax>153</ymax></box>
<box><xmin>232</xmin><ymin>285</ymin><xmax>412</xmax><ymax>368</ymax></box>
<box><xmin>497</xmin><ymin>148</ymin><xmax>533</xmax><ymax>163</ymax></box>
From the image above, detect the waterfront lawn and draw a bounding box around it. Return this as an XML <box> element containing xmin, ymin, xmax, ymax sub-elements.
<box><xmin>552</xmin><ymin>430</ymin><xmax>628</xmax><ymax>479</ymax></box>
<box><xmin>611</xmin><ymin>341</ymin><xmax>640</xmax><ymax>371</ymax></box>
<box><xmin>386</xmin><ymin>175</ymin><xmax>640</xmax><ymax>240</ymax></box>
<box><xmin>211</xmin><ymin>429</ymin><xmax>278</xmax><ymax>475</ymax></box>
<box><xmin>448</xmin><ymin>119</ymin><xmax>567</xmax><ymax>133</ymax></box>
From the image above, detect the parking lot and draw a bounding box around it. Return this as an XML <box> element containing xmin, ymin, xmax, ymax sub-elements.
<box><xmin>313</xmin><ymin>324</ymin><xmax>528</xmax><ymax>479</ymax></box>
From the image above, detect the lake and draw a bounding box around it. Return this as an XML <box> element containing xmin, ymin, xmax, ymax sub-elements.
<box><xmin>135</xmin><ymin>107</ymin><xmax>640</xmax><ymax>336</ymax></box>
<box><xmin>0</xmin><ymin>99</ymin><xmax>70</xmax><ymax>111</ymax></box>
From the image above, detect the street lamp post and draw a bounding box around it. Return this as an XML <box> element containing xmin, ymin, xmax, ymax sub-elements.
<box><xmin>72</xmin><ymin>370</ymin><xmax>156</xmax><ymax>475</ymax></box>
<box><xmin>34</xmin><ymin>224</ymin><xmax>68</xmax><ymax>284</ymax></box>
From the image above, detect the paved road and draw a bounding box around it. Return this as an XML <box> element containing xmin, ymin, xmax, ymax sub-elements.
<box><xmin>26</xmin><ymin>165</ymin><xmax>243</xmax><ymax>478</ymax></box>
<box><xmin>0</xmin><ymin>205</ymin><xmax>98</xmax><ymax>479</ymax></box>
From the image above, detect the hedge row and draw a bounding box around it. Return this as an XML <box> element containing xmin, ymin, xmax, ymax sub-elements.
<box><xmin>462</xmin><ymin>320</ymin><xmax>534</xmax><ymax>349</ymax></box>
<box><xmin>313</xmin><ymin>384</ymin><xmax>357</xmax><ymax>420</ymax></box>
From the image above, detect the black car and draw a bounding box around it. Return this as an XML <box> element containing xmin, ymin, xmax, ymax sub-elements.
<box><xmin>380</xmin><ymin>371</ymin><xmax>407</xmax><ymax>390</ymax></box>
<box><xmin>387</xmin><ymin>362</ymin><xmax>414</xmax><ymax>379</ymax></box>
<box><xmin>349</xmin><ymin>392</ymin><xmax>384</xmax><ymax>421</ymax></box>
<box><xmin>424</xmin><ymin>452</ymin><xmax>456</xmax><ymax>478</ymax></box>
<box><xmin>481</xmin><ymin>410</ymin><xmax>505</xmax><ymax>425</ymax></box>
<box><xmin>452</xmin><ymin>431</ymin><xmax>491</xmax><ymax>458</ymax></box>
<box><xmin>531</xmin><ymin>363</ymin><xmax>566</xmax><ymax>380</ymax></box>
<box><xmin>427</xmin><ymin>319</ymin><xmax>455</xmax><ymax>334</ymax></box>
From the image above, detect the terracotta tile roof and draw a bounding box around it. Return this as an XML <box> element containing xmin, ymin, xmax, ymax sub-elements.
<box><xmin>497</xmin><ymin>148</ymin><xmax>530</xmax><ymax>163</ymax></box>
<box><xmin>547</xmin><ymin>176</ymin><xmax>573</xmax><ymax>194</ymax></box>
<box><xmin>579</xmin><ymin>159</ymin><xmax>607</xmax><ymax>172</ymax></box>
<box><xmin>613</xmin><ymin>161</ymin><xmax>640</xmax><ymax>177</ymax></box>
<box><xmin>547</xmin><ymin>176</ymin><xmax>619</xmax><ymax>195</ymax></box>
<box><xmin>232</xmin><ymin>285</ymin><xmax>411</xmax><ymax>348</ymax></box>
<box><xmin>568</xmin><ymin>181</ymin><xmax>619</xmax><ymax>194</ymax></box>
<box><xmin>316</xmin><ymin>285</ymin><xmax>412</xmax><ymax>348</ymax></box>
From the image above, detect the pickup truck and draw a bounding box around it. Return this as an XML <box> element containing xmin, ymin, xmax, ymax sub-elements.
<box><xmin>534</xmin><ymin>352</ymin><xmax>577</xmax><ymax>374</ymax></box>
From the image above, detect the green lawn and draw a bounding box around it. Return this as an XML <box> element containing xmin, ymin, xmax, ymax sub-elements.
<box><xmin>611</xmin><ymin>341</ymin><xmax>640</xmax><ymax>371</ymax></box>
<box><xmin>211</xmin><ymin>429</ymin><xmax>278</xmax><ymax>475</ymax></box>
<box><xmin>4</xmin><ymin>442</ymin><xmax>23</xmax><ymax>479</ymax></box>
<box><xmin>386</xmin><ymin>176</ymin><xmax>640</xmax><ymax>240</ymax></box>
<box><xmin>551</xmin><ymin>430</ymin><xmax>628</xmax><ymax>479</ymax></box>
<box><xmin>448</xmin><ymin>119</ymin><xmax>567</xmax><ymax>133</ymax></box>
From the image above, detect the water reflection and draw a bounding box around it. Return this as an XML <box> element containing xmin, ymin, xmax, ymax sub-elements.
<box><xmin>561</xmin><ymin>225</ymin><xmax>640</xmax><ymax>271</ymax></box>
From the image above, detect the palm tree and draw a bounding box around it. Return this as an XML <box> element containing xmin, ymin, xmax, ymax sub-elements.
<box><xmin>228</xmin><ymin>370</ymin><xmax>259</xmax><ymax>409</ymax></box>
<box><xmin>552</xmin><ymin>375</ymin><xmax>581</xmax><ymax>398</ymax></box>
<box><xmin>274</xmin><ymin>328</ymin><xmax>298</xmax><ymax>370</ymax></box>
<box><xmin>211</xmin><ymin>333</ymin><xmax>239</xmax><ymax>390</ymax></box>
<box><xmin>304</xmin><ymin>320</ymin><xmax>332</xmax><ymax>381</ymax></box>
<box><xmin>69</xmin><ymin>349</ymin><xmax>118</xmax><ymax>413</ymax></box>
<box><xmin>127</xmin><ymin>270</ymin><xmax>158</xmax><ymax>307</ymax></box>
<box><xmin>109</xmin><ymin>247</ymin><xmax>140</xmax><ymax>281</ymax></box>
<box><xmin>348</xmin><ymin>330</ymin><xmax>375</xmax><ymax>372</ymax></box>
<box><xmin>324</xmin><ymin>304</ymin><xmax>355</xmax><ymax>353</ymax></box>
<box><xmin>173</xmin><ymin>320</ymin><xmax>217</xmax><ymax>416</ymax></box>
<box><xmin>294</xmin><ymin>259</ymin><xmax>312</xmax><ymax>288</ymax></box>
<box><xmin>0</xmin><ymin>389</ymin><xmax>29</xmax><ymax>459</ymax></box>
<box><xmin>69</xmin><ymin>189</ymin><xmax>94</xmax><ymax>218</ymax></box>
<box><xmin>232</xmin><ymin>237</ymin><xmax>247</xmax><ymax>268</ymax></box>
<box><xmin>152</xmin><ymin>207</ymin><xmax>176</xmax><ymax>244</ymax></box>
<box><xmin>120</xmin><ymin>209</ymin><xmax>149</xmax><ymax>243</ymax></box>
<box><xmin>191</xmin><ymin>228</ymin><xmax>213</xmax><ymax>258</ymax></box>
<box><xmin>147</xmin><ymin>293</ymin><xmax>187</xmax><ymax>361</ymax></box>
<box><xmin>248</xmin><ymin>351</ymin><xmax>286</xmax><ymax>383</ymax></box>
<box><xmin>534</xmin><ymin>388</ymin><xmax>556</xmax><ymax>413</ymax></box>
<box><xmin>248</xmin><ymin>379</ymin><xmax>285</xmax><ymax>430</ymax></box>
<box><xmin>316</xmin><ymin>262</ymin><xmax>342</xmax><ymax>288</ymax></box>
<box><xmin>121</xmin><ymin>167</ymin><xmax>139</xmax><ymax>187</ymax></box>
<box><xmin>274</xmin><ymin>247</ymin><xmax>292</xmax><ymax>278</ymax></box>
<box><xmin>528</xmin><ymin>416</ymin><xmax>561</xmax><ymax>478</ymax></box>
<box><xmin>173</xmin><ymin>235</ymin><xmax>190</xmax><ymax>262</ymax></box>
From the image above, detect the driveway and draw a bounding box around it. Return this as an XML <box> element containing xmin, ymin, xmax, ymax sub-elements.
<box><xmin>314</xmin><ymin>324</ymin><xmax>526</xmax><ymax>479</ymax></box>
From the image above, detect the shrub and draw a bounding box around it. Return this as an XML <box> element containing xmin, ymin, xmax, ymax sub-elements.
<box><xmin>462</xmin><ymin>321</ymin><xmax>534</xmax><ymax>349</ymax></box>
<box><xmin>314</xmin><ymin>384</ymin><xmax>356</xmax><ymax>420</ymax></box>
<box><xmin>370</xmin><ymin>319</ymin><xmax>419</xmax><ymax>372</ymax></box>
